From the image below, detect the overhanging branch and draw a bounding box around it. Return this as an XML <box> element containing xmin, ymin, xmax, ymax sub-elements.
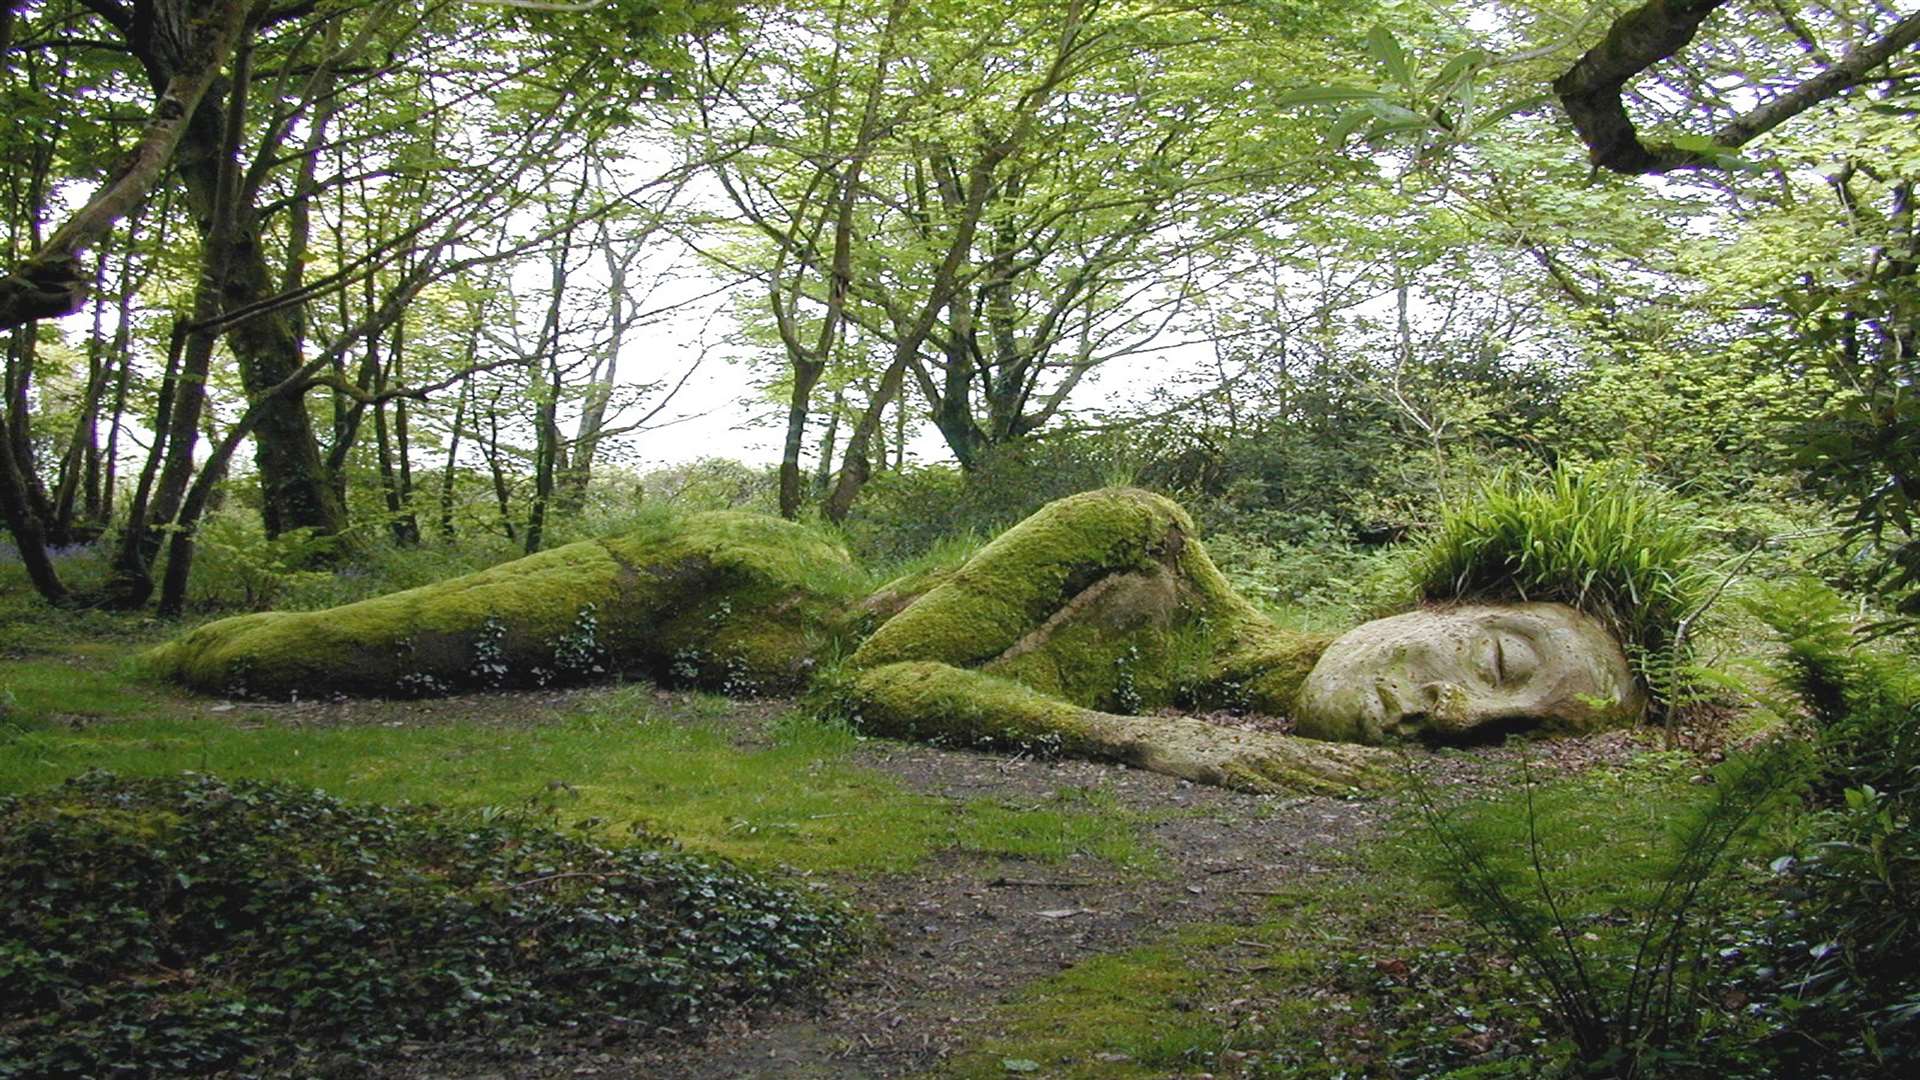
<box><xmin>1553</xmin><ymin>2</ymin><xmax>1920</xmax><ymax>175</ymax></box>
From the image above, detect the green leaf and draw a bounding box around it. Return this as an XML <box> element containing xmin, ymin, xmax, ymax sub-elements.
<box><xmin>1329</xmin><ymin>107</ymin><xmax>1373</xmax><ymax>146</ymax></box>
<box><xmin>1667</xmin><ymin>133</ymin><xmax>1723</xmax><ymax>153</ymax></box>
<box><xmin>1365</xmin><ymin>101</ymin><xmax>1426</xmax><ymax>124</ymax></box>
<box><xmin>1366</xmin><ymin>117</ymin><xmax>1435</xmax><ymax>139</ymax></box>
<box><xmin>1478</xmin><ymin>93</ymin><xmax>1555</xmax><ymax>127</ymax></box>
<box><xmin>1274</xmin><ymin>84</ymin><xmax>1387</xmax><ymax>107</ymax></box>
<box><xmin>1367</xmin><ymin>24</ymin><xmax>1414</xmax><ymax>90</ymax></box>
<box><xmin>1426</xmin><ymin>47</ymin><xmax>1487</xmax><ymax>94</ymax></box>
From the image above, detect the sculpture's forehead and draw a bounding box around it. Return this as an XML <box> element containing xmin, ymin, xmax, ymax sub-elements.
<box><xmin>1336</xmin><ymin>603</ymin><xmax>1594</xmax><ymax>646</ymax></box>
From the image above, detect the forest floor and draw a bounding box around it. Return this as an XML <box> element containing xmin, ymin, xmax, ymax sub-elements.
<box><xmin>1</xmin><ymin>631</ymin><xmax>1688</xmax><ymax>1079</ymax></box>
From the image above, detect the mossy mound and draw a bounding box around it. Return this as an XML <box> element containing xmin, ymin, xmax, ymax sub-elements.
<box><xmin>0</xmin><ymin>771</ymin><xmax>856</xmax><ymax>1077</ymax></box>
<box><xmin>851</xmin><ymin>488</ymin><xmax>1311</xmax><ymax>713</ymax></box>
<box><xmin>148</xmin><ymin>511</ymin><xmax>860</xmax><ymax>699</ymax></box>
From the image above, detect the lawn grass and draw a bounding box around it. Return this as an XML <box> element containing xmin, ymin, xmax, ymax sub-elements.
<box><xmin>942</xmin><ymin>881</ymin><xmax>1381</xmax><ymax>1079</ymax></box>
<box><xmin>0</xmin><ymin>669</ymin><xmax>1155</xmax><ymax>875</ymax></box>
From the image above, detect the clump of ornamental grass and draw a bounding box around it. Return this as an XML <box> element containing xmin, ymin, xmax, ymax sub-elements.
<box><xmin>1402</xmin><ymin>465</ymin><xmax>1713</xmax><ymax>699</ymax></box>
<box><xmin>0</xmin><ymin>771</ymin><xmax>857</xmax><ymax>1077</ymax></box>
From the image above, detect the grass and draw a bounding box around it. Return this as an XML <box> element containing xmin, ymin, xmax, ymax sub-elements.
<box><xmin>1386</xmin><ymin>750</ymin><xmax>1713</xmax><ymax>912</ymax></box>
<box><xmin>1401</xmin><ymin>464</ymin><xmax>1713</xmax><ymax>697</ymax></box>
<box><xmin>4</xmin><ymin>543</ymin><xmax>1156</xmax><ymax>877</ymax></box>
<box><xmin>940</xmin><ymin>875</ymin><xmax>1488</xmax><ymax>1079</ymax></box>
<box><xmin>943</xmin><ymin>927</ymin><xmax>1253</xmax><ymax>1079</ymax></box>
<box><xmin>0</xmin><ymin>674</ymin><xmax>1154</xmax><ymax>875</ymax></box>
<box><xmin>0</xmin><ymin>654</ymin><xmax>173</xmax><ymax>726</ymax></box>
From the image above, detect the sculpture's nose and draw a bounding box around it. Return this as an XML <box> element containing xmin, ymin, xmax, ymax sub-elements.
<box><xmin>1421</xmin><ymin>681</ymin><xmax>1474</xmax><ymax>732</ymax></box>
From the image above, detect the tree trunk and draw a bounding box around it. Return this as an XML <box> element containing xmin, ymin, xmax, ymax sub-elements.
<box><xmin>482</xmin><ymin>388</ymin><xmax>516</xmax><ymax>540</ymax></box>
<box><xmin>812</xmin><ymin>387</ymin><xmax>843</xmax><ymax>496</ymax></box>
<box><xmin>107</xmin><ymin>322</ymin><xmax>186</xmax><ymax>607</ymax></box>
<box><xmin>0</xmin><ymin>0</ymin><xmax>249</xmax><ymax>329</ymax></box>
<box><xmin>824</xmin><ymin>353</ymin><xmax>912</xmax><ymax>522</ymax></box>
<box><xmin>0</xmin><ymin>422</ymin><xmax>68</xmax><ymax>605</ymax></box>
<box><xmin>439</xmin><ymin>378</ymin><xmax>468</xmax><ymax>541</ymax></box>
<box><xmin>525</xmin><ymin>368</ymin><xmax>561</xmax><ymax>555</ymax></box>
<box><xmin>169</xmin><ymin>22</ymin><xmax>345</xmax><ymax>541</ymax></box>
<box><xmin>49</xmin><ymin>249</ymin><xmax>111</xmax><ymax>542</ymax></box>
<box><xmin>780</xmin><ymin>358</ymin><xmax>827</xmax><ymax>517</ymax></box>
<box><xmin>379</xmin><ymin>313</ymin><xmax>419</xmax><ymax>545</ymax></box>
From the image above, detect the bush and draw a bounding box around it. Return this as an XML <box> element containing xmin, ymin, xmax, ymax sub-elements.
<box><xmin>1411</xmin><ymin>743</ymin><xmax>1810</xmax><ymax>1078</ymax></box>
<box><xmin>1741</xmin><ymin>579</ymin><xmax>1920</xmax><ymax>1074</ymax></box>
<box><xmin>1748</xmin><ymin>578</ymin><xmax>1920</xmax><ymax>803</ymax></box>
<box><xmin>185</xmin><ymin>508</ymin><xmax>341</xmax><ymax>611</ymax></box>
<box><xmin>1401</xmin><ymin>465</ymin><xmax>1713</xmax><ymax>700</ymax></box>
<box><xmin>841</xmin><ymin>435</ymin><xmax>1141</xmax><ymax>564</ymax></box>
<box><xmin>1200</xmin><ymin>514</ymin><xmax>1405</xmax><ymax>630</ymax></box>
<box><xmin>0</xmin><ymin>771</ymin><xmax>856</xmax><ymax>1076</ymax></box>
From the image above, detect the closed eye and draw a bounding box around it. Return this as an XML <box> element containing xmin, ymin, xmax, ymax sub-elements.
<box><xmin>1494</xmin><ymin>633</ymin><xmax>1540</xmax><ymax>684</ymax></box>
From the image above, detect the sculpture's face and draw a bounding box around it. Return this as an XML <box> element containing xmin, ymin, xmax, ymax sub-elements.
<box><xmin>1293</xmin><ymin>603</ymin><xmax>1644</xmax><ymax>745</ymax></box>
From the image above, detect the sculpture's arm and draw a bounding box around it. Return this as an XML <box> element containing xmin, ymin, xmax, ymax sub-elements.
<box><xmin>845</xmin><ymin>661</ymin><xmax>1389</xmax><ymax>795</ymax></box>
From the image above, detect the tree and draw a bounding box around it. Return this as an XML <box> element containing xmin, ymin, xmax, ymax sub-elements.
<box><xmin>0</xmin><ymin>0</ymin><xmax>722</xmax><ymax>609</ymax></box>
<box><xmin>692</xmin><ymin>0</ymin><xmax>1349</xmax><ymax>520</ymax></box>
<box><xmin>1552</xmin><ymin>0</ymin><xmax>1920</xmax><ymax>175</ymax></box>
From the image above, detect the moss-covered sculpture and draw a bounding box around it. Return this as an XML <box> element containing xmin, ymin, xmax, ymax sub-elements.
<box><xmin>839</xmin><ymin>489</ymin><xmax>1387</xmax><ymax>793</ymax></box>
<box><xmin>148</xmin><ymin>512</ymin><xmax>863</xmax><ymax>698</ymax></box>
<box><xmin>150</xmin><ymin>487</ymin><xmax>1652</xmax><ymax>795</ymax></box>
<box><xmin>850</xmin><ymin>488</ymin><xmax>1325</xmax><ymax>712</ymax></box>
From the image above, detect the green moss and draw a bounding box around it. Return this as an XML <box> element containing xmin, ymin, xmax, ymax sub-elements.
<box><xmin>852</xmin><ymin>488</ymin><xmax>1202</xmax><ymax>669</ymax></box>
<box><xmin>1208</xmin><ymin>621</ymin><xmax>1335</xmax><ymax>716</ymax></box>
<box><xmin>149</xmin><ymin>511</ymin><xmax>860</xmax><ymax>699</ymax></box>
<box><xmin>943</xmin><ymin>932</ymin><xmax>1240</xmax><ymax>1079</ymax></box>
<box><xmin>850</xmin><ymin>488</ymin><xmax>1312</xmax><ymax>712</ymax></box>
<box><xmin>848</xmin><ymin>661</ymin><xmax>1098</xmax><ymax>754</ymax></box>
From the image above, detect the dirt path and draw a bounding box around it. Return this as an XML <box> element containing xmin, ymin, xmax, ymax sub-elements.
<box><xmin>613</xmin><ymin>743</ymin><xmax>1387</xmax><ymax>1080</ymax></box>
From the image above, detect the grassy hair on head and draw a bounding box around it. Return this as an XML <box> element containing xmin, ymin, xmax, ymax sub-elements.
<box><xmin>1402</xmin><ymin>465</ymin><xmax>1711</xmax><ymax>692</ymax></box>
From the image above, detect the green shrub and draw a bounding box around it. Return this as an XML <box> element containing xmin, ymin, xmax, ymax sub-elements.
<box><xmin>1747</xmin><ymin>578</ymin><xmax>1920</xmax><ymax>803</ymax></box>
<box><xmin>1741</xmin><ymin>579</ymin><xmax>1920</xmax><ymax>1073</ymax></box>
<box><xmin>1201</xmin><ymin>516</ymin><xmax>1404</xmax><ymax>630</ymax></box>
<box><xmin>1410</xmin><ymin>743</ymin><xmax>1810</xmax><ymax>1078</ymax></box>
<box><xmin>841</xmin><ymin>436</ymin><xmax>1139</xmax><ymax>564</ymax></box>
<box><xmin>1402</xmin><ymin>465</ymin><xmax>1713</xmax><ymax>699</ymax></box>
<box><xmin>185</xmin><ymin>509</ymin><xmax>342</xmax><ymax>611</ymax></box>
<box><xmin>0</xmin><ymin>771</ymin><xmax>856</xmax><ymax>1076</ymax></box>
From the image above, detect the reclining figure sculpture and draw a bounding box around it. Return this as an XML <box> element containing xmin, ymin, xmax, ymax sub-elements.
<box><xmin>151</xmin><ymin>489</ymin><xmax>1645</xmax><ymax>794</ymax></box>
